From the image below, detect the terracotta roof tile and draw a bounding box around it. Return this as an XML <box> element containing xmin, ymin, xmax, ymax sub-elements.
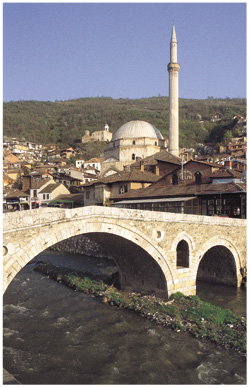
<box><xmin>5</xmin><ymin>189</ymin><xmax>29</xmax><ymax>198</ymax></box>
<box><xmin>39</xmin><ymin>183</ymin><xmax>64</xmax><ymax>194</ymax></box>
<box><xmin>111</xmin><ymin>181</ymin><xmax>246</xmax><ymax>200</ymax></box>
<box><xmin>84</xmin><ymin>169</ymin><xmax>160</xmax><ymax>186</ymax></box>
<box><xmin>31</xmin><ymin>178</ymin><xmax>52</xmax><ymax>189</ymax></box>
<box><xmin>130</xmin><ymin>150</ymin><xmax>181</xmax><ymax>168</ymax></box>
<box><xmin>210</xmin><ymin>168</ymin><xmax>242</xmax><ymax>179</ymax></box>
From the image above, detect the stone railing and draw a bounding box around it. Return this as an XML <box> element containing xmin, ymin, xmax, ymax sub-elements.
<box><xmin>3</xmin><ymin>205</ymin><xmax>246</xmax><ymax>232</ymax></box>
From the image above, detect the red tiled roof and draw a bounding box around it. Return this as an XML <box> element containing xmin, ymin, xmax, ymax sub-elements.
<box><xmin>84</xmin><ymin>169</ymin><xmax>160</xmax><ymax>187</ymax></box>
<box><xmin>210</xmin><ymin>168</ymin><xmax>242</xmax><ymax>179</ymax></box>
<box><xmin>111</xmin><ymin>181</ymin><xmax>246</xmax><ymax>201</ymax></box>
<box><xmin>130</xmin><ymin>150</ymin><xmax>181</xmax><ymax>168</ymax></box>
<box><xmin>31</xmin><ymin>178</ymin><xmax>52</xmax><ymax>189</ymax></box>
<box><xmin>39</xmin><ymin>183</ymin><xmax>64</xmax><ymax>194</ymax></box>
<box><xmin>5</xmin><ymin>189</ymin><xmax>29</xmax><ymax>198</ymax></box>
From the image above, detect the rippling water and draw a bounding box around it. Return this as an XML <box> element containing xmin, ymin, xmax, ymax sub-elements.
<box><xmin>3</xmin><ymin>251</ymin><xmax>246</xmax><ymax>385</ymax></box>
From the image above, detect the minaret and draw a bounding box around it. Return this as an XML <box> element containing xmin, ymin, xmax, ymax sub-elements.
<box><xmin>168</xmin><ymin>25</ymin><xmax>180</xmax><ymax>157</ymax></box>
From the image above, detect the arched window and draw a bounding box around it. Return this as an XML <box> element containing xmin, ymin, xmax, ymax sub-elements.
<box><xmin>133</xmin><ymin>140</ymin><xmax>136</xmax><ymax>145</ymax></box>
<box><xmin>177</xmin><ymin>240</ymin><xmax>189</xmax><ymax>268</ymax></box>
<box><xmin>155</xmin><ymin>141</ymin><xmax>157</xmax><ymax>146</ymax></box>
<box><xmin>172</xmin><ymin>174</ymin><xmax>178</xmax><ymax>185</ymax></box>
<box><xmin>132</xmin><ymin>154</ymin><xmax>136</xmax><ymax>160</ymax></box>
<box><xmin>195</xmin><ymin>171</ymin><xmax>202</xmax><ymax>184</ymax></box>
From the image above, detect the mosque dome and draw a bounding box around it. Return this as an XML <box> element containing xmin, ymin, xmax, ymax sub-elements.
<box><xmin>111</xmin><ymin>120</ymin><xmax>164</xmax><ymax>141</ymax></box>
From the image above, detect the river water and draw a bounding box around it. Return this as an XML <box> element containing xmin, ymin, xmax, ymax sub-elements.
<box><xmin>3</xmin><ymin>250</ymin><xmax>246</xmax><ymax>385</ymax></box>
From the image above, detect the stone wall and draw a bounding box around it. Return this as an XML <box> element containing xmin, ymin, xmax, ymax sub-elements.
<box><xmin>51</xmin><ymin>234</ymin><xmax>109</xmax><ymax>259</ymax></box>
<box><xmin>3</xmin><ymin>206</ymin><xmax>247</xmax><ymax>296</ymax></box>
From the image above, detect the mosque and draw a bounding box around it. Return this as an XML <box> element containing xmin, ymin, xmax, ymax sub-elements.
<box><xmin>102</xmin><ymin>25</ymin><xmax>180</xmax><ymax>174</ymax></box>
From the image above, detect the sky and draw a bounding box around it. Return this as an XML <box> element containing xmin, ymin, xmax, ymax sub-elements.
<box><xmin>3</xmin><ymin>2</ymin><xmax>247</xmax><ymax>102</ymax></box>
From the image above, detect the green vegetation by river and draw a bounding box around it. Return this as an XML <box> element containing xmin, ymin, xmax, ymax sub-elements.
<box><xmin>34</xmin><ymin>262</ymin><xmax>246</xmax><ymax>354</ymax></box>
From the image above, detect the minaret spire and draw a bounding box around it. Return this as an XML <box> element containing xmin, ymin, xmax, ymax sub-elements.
<box><xmin>168</xmin><ymin>24</ymin><xmax>180</xmax><ymax>157</ymax></box>
<box><xmin>171</xmin><ymin>24</ymin><xmax>177</xmax><ymax>43</ymax></box>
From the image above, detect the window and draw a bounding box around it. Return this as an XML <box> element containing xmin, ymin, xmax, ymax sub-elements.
<box><xmin>132</xmin><ymin>154</ymin><xmax>136</xmax><ymax>160</ymax></box>
<box><xmin>133</xmin><ymin>140</ymin><xmax>136</xmax><ymax>145</ymax></box>
<box><xmin>47</xmin><ymin>194</ymin><xmax>50</xmax><ymax>200</ymax></box>
<box><xmin>172</xmin><ymin>174</ymin><xmax>178</xmax><ymax>185</ymax></box>
<box><xmin>207</xmin><ymin>199</ymin><xmax>215</xmax><ymax>216</ymax></box>
<box><xmin>155</xmin><ymin>141</ymin><xmax>157</xmax><ymax>146</ymax></box>
<box><xmin>184</xmin><ymin>198</ymin><xmax>199</xmax><ymax>215</ymax></box>
<box><xmin>119</xmin><ymin>185</ymin><xmax>128</xmax><ymax>194</ymax></box>
<box><xmin>195</xmin><ymin>171</ymin><xmax>202</xmax><ymax>184</ymax></box>
<box><xmin>43</xmin><ymin>194</ymin><xmax>45</xmax><ymax>200</ymax></box>
<box><xmin>177</xmin><ymin>240</ymin><xmax>189</xmax><ymax>268</ymax></box>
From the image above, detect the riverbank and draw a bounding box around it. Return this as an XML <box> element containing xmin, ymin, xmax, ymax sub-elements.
<box><xmin>33</xmin><ymin>262</ymin><xmax>246</xmax><ymax>354</ymax></box>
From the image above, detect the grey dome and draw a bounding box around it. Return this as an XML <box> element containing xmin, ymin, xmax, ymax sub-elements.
<box><xmin>112</xmin><ymin>120</ymin><xmax>164</xmax><ymax>141</ymax></box>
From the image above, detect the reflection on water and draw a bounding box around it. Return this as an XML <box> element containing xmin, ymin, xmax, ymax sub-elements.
<box><xmin>196</xmin><ymin>281</ymin><xmax>246</xmax><ymax>317</ymax></box>
<box><xmin>3</xmin><ymin>251</ymin><xmax>246</xmax><ymax>385</ymax></box>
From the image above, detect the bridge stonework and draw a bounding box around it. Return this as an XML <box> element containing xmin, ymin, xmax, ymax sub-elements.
<box><xmin>3</xmin><ymin>206</ymin><xmax>246</xmax><ymax>297</ymax></box>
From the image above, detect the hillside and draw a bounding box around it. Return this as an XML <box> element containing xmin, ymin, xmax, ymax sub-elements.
<box><xmin>3</xmin><ymin>97</ymin><xmax>246</xmax><ymax>150</ymax></box>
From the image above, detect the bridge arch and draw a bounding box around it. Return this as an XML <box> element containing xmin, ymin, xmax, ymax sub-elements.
<box><xmin>194</xmin><ymin>237</ymin><xmax>242</xmax><ymax>287</ymax></box>
<box><xmin>3</xmin><ymin>219</ymin><xmax>175</xmax><ymax>297</ymax></box>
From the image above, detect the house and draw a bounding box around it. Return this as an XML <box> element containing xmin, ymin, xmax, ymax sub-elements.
<box><xmin>83</xmin><ymin>158</ymin><xmax>104</xmax><ymax>174</ymax></box>
<box><xmin>227</xmin><ymin>137</ymin><xmax>247</xmax><ymax>157</ymax></box>
<box><xmin>76</xmin><ymin>159</ymin><xmax>85</xmax><ymax>169</ymax></box>
<box><xmin>5</xmin><ymin>168</ymin><xmax>22</xmax><ymax>182</ymax></box>
<box><xmin>20</xmin><ymin>161</ymin><xmax>32</xmax><ymax>170</ymax></box>
<box><xmin>60</xmin><ymin>147</ymin><xmax>76</xmax><ymax>159</ymax></box>
<box><xmin>3</xmin><ymin>172</ymin><xmax>15</xmax><ymax>188</ymax></box>
<box><xmin>227</xmin><ymin>159</ymin><xmax>246</xmax><ymax>172</ymax></box>
<box><xmin>12</xmin><ymin>143</ymin><xmax>29</xmax><ymax>155</ymax></box>
<box><xmin>82</xmin><ymin>166</ymin><xmax>100</xmax><ymax>179</ymax></box>
<box><xmin>129</xmin><ymin>150</ymin><xmax>181</xmax><ymax>177</ymax></box>
<box><xmin>111</xmin><ymin>176</ymin><xmax>246</xmax><ymax>219</ymax></box>
<box><xmin>22</xmin><ymin>171</ymin><xmax>53</xmax><ymax>192</ymax></box>
<box><xmin>47</xmin><ymin>158</ymin><xmax>67</xmax><ymax>166</ymax></box>
<box><xmin>5</xmin><ymin>189</ymin><xmax>30</xmax><ymax>211</ymax></box>
<box><xmin>53</xmin><ymin>173</ymin><xmax>85</xmax><ymax>192</ymax></box>
<box><xmin>179</xmin><ymin>148</ymin><xmax>194</xmax><ymax>162</ymax></box>
<box><xmin>152</xmin><ymin>159</ymin><xmax>221</xmax><ymax>187</ymax></box>
<box><xmin>81</xmin><ymin>124</ymin><xmax>112</xmax><ymax>143</ymax></box>
<box><xmin>38</xmin><ymin>183</ymin><xmax>70</xmax><ymax>205</ymax></box>
<box><xmin>4</xmin><ymin>153</ymin><xmax>21</xmax><ymax>169</ymax></box>
<box><xmin>209</xmin><ymin>167</ymin><xmax>243</xmax><ymax>184</ymax></box>
<box><xmin>29</xmin><ymin>179</ymin><xmax>54</xmax><ymax>208</ymax></box>
<box><xmin>82</xmin><ymin>167</ymin><xmax>161</xmax><ymax>206</ymax></box>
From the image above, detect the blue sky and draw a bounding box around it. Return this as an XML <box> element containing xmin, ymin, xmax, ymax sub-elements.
<box><xmin>3</xmin><ymin>2</ymin><xmax>246</xmax><ymax>102</ymax></box>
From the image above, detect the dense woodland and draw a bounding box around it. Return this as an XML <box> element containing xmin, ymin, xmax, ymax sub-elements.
<box><xmin>3</xmin><ymin>97</ymin><xmax>246</xmax><ymax>153</ymax></box>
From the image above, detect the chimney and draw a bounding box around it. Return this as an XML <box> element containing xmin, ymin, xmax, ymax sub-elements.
<box><xmin>155</xmin><ymin>165</ymin><xmax>160</xmax><ymax>176</ymax></box>
<box><xmin>140</xmin><ymin>161</ymin><xmax>145</xmax><ymax>172</ymax></box>
<box><xmin>225</xmin><ymin>157</ymin><xmax>232</xmax><ymax>169</ymax></box>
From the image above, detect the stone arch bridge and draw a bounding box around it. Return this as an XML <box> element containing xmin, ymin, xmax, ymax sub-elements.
<box><xmin>3</xmin><ymin>206</ymin><xmax>246</xmax><ymax>297</ymax></box>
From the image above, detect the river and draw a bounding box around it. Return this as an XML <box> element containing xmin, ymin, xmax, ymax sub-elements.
<box><xmin>3</xmin><ymin>250</ymin><xmax>246</xmax><ymax>385</ymax></box>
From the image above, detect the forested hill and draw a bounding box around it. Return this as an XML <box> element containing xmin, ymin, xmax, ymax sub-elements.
<box><xmin>3</xmin><ymin>97</ymin><xmax>246</xmax><ymax>148</ymax></box>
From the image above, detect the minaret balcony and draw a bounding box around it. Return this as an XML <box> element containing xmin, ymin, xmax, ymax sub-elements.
<box><xmin>168</xmin><ymin>63</ymin><xmax>180</xmax><ymax>72</ymax></box>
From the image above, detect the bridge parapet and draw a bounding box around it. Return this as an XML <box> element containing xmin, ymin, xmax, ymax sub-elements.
<box><xmin>3</xmin><ymin>206</ymin><xmax>246</xmax><ymax>232</ymax></box>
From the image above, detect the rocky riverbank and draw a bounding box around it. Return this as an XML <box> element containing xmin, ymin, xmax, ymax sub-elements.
<box><xmin>33</xmin><ymin>262</ymin><xmax>246</xmax><ymax>354</ymax></box>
